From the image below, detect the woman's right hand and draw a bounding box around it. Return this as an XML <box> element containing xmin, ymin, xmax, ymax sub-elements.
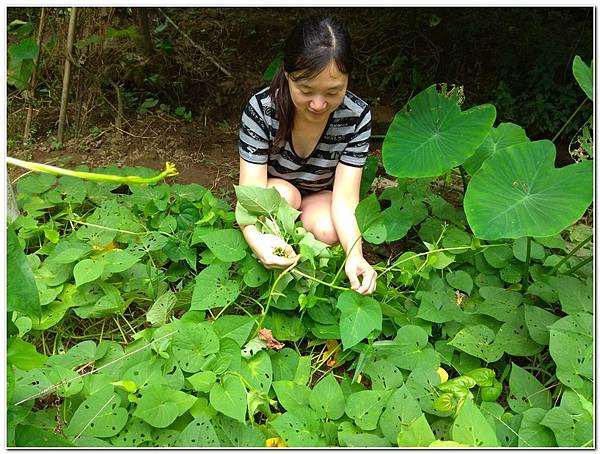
<box><xmin>244</xmin><ymin>228</ymin><xmax>298</xmax><ymax>269</ymax></box>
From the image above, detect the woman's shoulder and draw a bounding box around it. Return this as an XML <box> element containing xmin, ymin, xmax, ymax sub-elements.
<box><xmin>341</xmin><ymin>90</ymin><xmax>370</xmax><ymax>115</ymax></box>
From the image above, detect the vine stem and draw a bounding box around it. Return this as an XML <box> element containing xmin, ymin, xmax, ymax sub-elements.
<box><xmin>522</xmin><ymin>236</ymin><xmax>532</xmax><ymax>293</ymax></box>
<box><xmin>458</xmin><ymin>165</ymin><xmax>468</xmax><ymax>195</ymax></box>
<box><xmin>567</xmin><ymin>255</ymin><xmax>593</xmax><ymax>275</ymax></box>
<box><xmin>552</xmin><ymin>98</ymin><xmax>587</xmax><ymax>142</ymax></box>
<box><xmin>550</xmin><ymin>233</ymin><xmax>593</xmax><ymax>275</ymax></box>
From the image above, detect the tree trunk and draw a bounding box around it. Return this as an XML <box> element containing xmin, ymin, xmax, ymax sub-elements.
<box><xmin>23</xmin><ymin>7</ymin><xmax>46</xmax><ymax>142</ymax></box>
<box><xmin>57</xmin><ymin>7</ymin><xmax>78</xmax><ymax>145</ymax></box>
<box><xmin>135</xmin><ymin>8</ymin><xmax>153</xmax><ymax>57</ymax></box>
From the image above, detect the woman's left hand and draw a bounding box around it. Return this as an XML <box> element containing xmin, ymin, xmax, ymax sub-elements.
<box><xmin>344</xmin><ymin>254</ymin><xmax>377</xmax><ymax>296</ymax></box>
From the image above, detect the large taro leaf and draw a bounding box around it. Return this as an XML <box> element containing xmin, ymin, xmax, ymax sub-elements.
<box><xmin>464</xmin><ymin>140</ymin><xmax>593</xmax><ymax>240</ymax></box>
<box><xmin>382</xmin><ymin>85</ymin><xmax>496</xmax><ymax>178</ymax></box>
<box><xmin>463</xmin><ymin>122</ymin><xmax>529</xmax><ymax>175</ymax></box>
<box><xmin>572</xmin><ymin>55</ymin><xmax>593</xmax><ymax>101</ymax></box>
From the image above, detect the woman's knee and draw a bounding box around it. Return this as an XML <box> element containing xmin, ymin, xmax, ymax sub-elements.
<box><xmin>300</xmin><ymin>192</ymin><xmax>339</xmax><ymax>245</ymax></box>
<box><xmin>267</xmin><ymin>178</ymin><xmax>302</xmax><ymax>210</ymax></box>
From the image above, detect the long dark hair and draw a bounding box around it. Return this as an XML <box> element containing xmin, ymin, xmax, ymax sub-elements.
<box><xmin>269</xmin><ymin>15</ymin><xmax>353</xmax><ymax>150</ymax></box>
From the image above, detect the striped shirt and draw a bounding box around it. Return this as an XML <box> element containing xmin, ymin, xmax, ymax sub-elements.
<box><xmin>239</xmin><ymin>87</ymin><xmax>372</xmax><ymax>193</ymax></box>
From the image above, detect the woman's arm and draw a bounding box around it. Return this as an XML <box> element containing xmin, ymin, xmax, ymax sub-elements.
<box><xmin>331</xmin><ymin>163</ymin><xmax>377</xmax><ymax>295</ymax></box>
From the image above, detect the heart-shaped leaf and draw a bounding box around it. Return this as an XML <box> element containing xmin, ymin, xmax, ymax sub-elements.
<box><xmin>336</xmin><ymin>291</ymin><xmax>382</xmax><ymax>349</ymax></box>
<box><xmin>209</xmin><ymin>375</ymin><xmax>247</xmax><ymax>423</ymax></box>
<box><xmin>508</xmin><ymin>364</ymin><xmax>551</xmax><ymax>414</ymax></box>
<box><xmin>198</xmin><ymin>229</ymin><xmax>247</xmax><ymax>262</ymax></box>
<box><xmin>382</xmin><ymin>85</ymin><xmax>496</xmax><ymax>178</ymax></box>
<box><xmin>572</xmin><ymin>55</ymin><xmax>593</xmax><ymax>101</ymax></box>
<box><xmin>464</xmin><ymin>140</ymin><xmax>593</xmax><ymax>239</ymax></box>
<box><xmin>463</xmin><ymin>122</ymin><xmax>529</xmax><ymax>175</ymax></box>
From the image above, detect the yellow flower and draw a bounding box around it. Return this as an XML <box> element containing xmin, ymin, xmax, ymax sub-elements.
<box><xmin>265</xmin><ymin>437</ymin><xmax>287</xmax><ymax>447</ymax></box>
<box><xmin>437</xmin><ymin>367</ymin><xmax>449</xmax><ymax>383</ymax></box>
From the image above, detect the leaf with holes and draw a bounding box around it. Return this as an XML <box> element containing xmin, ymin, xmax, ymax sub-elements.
<box><xmin>382</xmin><ymin>85</ymin><xmax>496</xmax><ymax>178</ymax></box>
<box><xmin>363</xmin><ymin>355</ymin><xmax>404</xmax><ymax>390</ymax></box>
<box><xmin>239</xmin><ymin>350</ymin><xmax>272</xmax><ymax>393</ymax></box>
<box><xmin>336</xmin><ymin>291</ymin><xmax>382</xmax><ymax>349</ymax></box>
<box><xmin>396</xmin><ymin>414</ymin><xmax>436</xmax><ymax>447</ymax></box>
<box><xmin>493</xmin><ymin>306</ymin><xmax>544</xmax><ymax>357</ymax></box>
<box><xmin>379</xmin><ymin>385</ymin><xmax>423</xmax><ymax>443</ymax></box>
<box><xmin>518</xmin><ymin>408</ymin><xmax>556</xmax><ymax>447</ymax></box>
<box><xmin>373</xmin><ymin>325</ymin><xmax>432</xmax><ymax>370</ymax></box>
<box><xmin>355</xmin><ymin>194</ymin><xmax>387</xmax><ymax>244</ymax></box>
<box><xmin>134</xmin><ymin>384</ymin><xmax>195</xmax><ymax>428</ymax></box>
<box><xmin>109</xmin><ymin>416</ymin><xmax>153</xmax><ymax>447</ymax></box>
<box><xmin>174</xmin><ymin>415</ymin><xmax>220</xmax><ymax>447</ymax></box>
<box><xmin>309</xmin><ymin>372</ymin><xmax>345</xmax><ymax>420</ymax></box>
<box><xmin>212</xmin><ymin>315</ymin><xmax>256</xmax><ymax>347</ymax></box>
<box><xmin>270</xmin><ymin>408</ymin><xmax>325</xmax><ymax>447</ymax></box>
<box><xmin>507</xmin><ymin>364</ymin><xmax>552</xmax><ymax>414</ymax></box>
<box><xmin>523</xmin><ymin>305</ymin><xmax>560</xmax><ymax>346</ymax></box>
<box><xmin>448</xmin><ymin>325</ymin><xmax>503</xmax><ymax>362</ymax></box>
<box><xmin>273</xmin><ymin>380</ymin><xmax>311</xmax><ymax>413</ymax></box>
<box><xmin>198</xmin><ymin>229</ymin><xmax>247</xmax><ymax>262</ymax></box>
<box><xmin>172</xmin><ymin>322</ymin><xmax>220</xmax><ymax>373</ymax></box>
<box><xmin>549</xmin><ymin>275</ymin><xmax>593</xmax><ymax>315</ymax></box>
<box><xmin>64</xmin><ymin>387</ymin><xmax>128</xmax><ymax>437</ymax></box>
<box><xmin>43</xmin><ymin>364</ymin><xmax>84</xmax><ymax>397</ymax></box>
<box><xmin>209</xmin><ymin>375</ymin><xmax>247</xmax><ymax>423</ymax></box>
<box><xmin>452</xmin><ymin>398</ymin><xmax>499</xmax><ymax>447</ymax></box>
<box><xmin>191</xmin><ymin>263</ymin><xmax>240</xmax><ymax>310</ymax></box>
<box><xmin>464</xmin><ymin>140</ymin><xmax>593</xmax><ymax>239</ymax></box>
<box><xmin>344</xmin><ymin>390</ymin><xmax>390</xmax><ymax>431</ymax></box>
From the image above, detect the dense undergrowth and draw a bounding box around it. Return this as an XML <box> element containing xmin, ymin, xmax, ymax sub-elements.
<box><xmin>6</xmin><ymin>56</ymin><xmax>594</xmax><ymax>447</ymax></box>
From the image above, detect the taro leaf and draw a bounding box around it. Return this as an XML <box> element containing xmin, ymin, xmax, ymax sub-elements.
<box><xmin>379</xmin><ymin>385</ymin><xmax>423</xmax><ymax>443</ymax></box>
<box><xmin>146</xmin><ymin>291</ymin><xmax>177</xmax><ymax>327</ymax></box>
<box><xmin>336</xmin><ymin>290</ymin><xmax>382</xmax><ymax>349</ymax></box>
<box><xmin>492</xmin><ymin>306</ymin><xmax>544</xmax><ymax>357</ymax></box>
<box><xmin>523</xmin><ymin>304</ymin><xmax>560</xmax><ymax>346</ymax></box>
<box><xmin>382</xmin><ymin>85</ymin><xmax>495</xmax><ymax>178</ymax></box>
<box><xmin>463</xmin><ymin>122</ymin><xmax>529</xmax><ymax>175</ymax></box>
<box><xmin>134</xmin><ymin>384</ymin><xmax>195</xmax><ymax>428</ymax></box>
<box><xmin>234</xmin><ymin>185</ymin><xmax>281</xmax><ymax>215</ymax></box>
<box><xmin>452</xmin><ymin>399</ymin><xmax>499</xmax><ymax>447</ymax></box>
<box><xmin>270</xmin><ymin>408</ymin><xmax>325</xmax><ymax>447</ymax></box>
<box><xmin>64</xmin><ymin>387</ymin><xmax>128</xmax><ymax>437</ymax></box>
<box><xmin>101</xmin><ymin>249</ymin><xmax>140</xmax><ymax>273</ymax></box>
<box><xmin>464</xmin><ymin>140</ymin><xmax>593</xmax><ymax>240</ymax></box>
<box><xmin>448</xmin><ymin>325</ymin><xmax>503</xmax><ymax>363</ymax></box>
<box><xmin>344</xmin><ymin>389</ymin><xmax>390</xmax><ymax>431</ymax></box>
<box><xmin>273</xmin><ymin>380</ymin><xmax>311</xmax><ymax>412</ymax></box>
<box><xmin>212</xmin><ymin>315</ymin><xmax>256</xmax><ymax>347</ymax></box>
<box><xmin>7</xmin><ymin>337</ymin><xmax>46</xmax><ymax>371</ymax></box>
<box><xmin>73</xmin><ymin>259</ymin><xmax>104</xmax><ymax>287</ymax></box>
<box><xmin>548</xmin><ymin>312</ymin><xmax>593</xmax><ymax>391</ymax></box>
<box><xmin>199</xmin><ymin>229</ymin><xmax>247</xmax><ymax>262</ymax></box>
<box><xmin>309</xmin><ymin>372</ymin><xmax>345</xmax><ymax>420</ymax></box>
<box><xmin>174</xmin><ymin>415</ymin><xmax>220</xmax><ymax>447</ymax></box>
<box><xmin>240</xmin><ymin>350</ymin><xmax>272</xmax><ymax>393</ymax></box>
<box><xmin>446</xmin><ymin>270</ymin><xmax>473</xmax><ymax>295</ymax></box>
<box><xmin>508</xmin><ymin>364</ymin><xmax>552</xmax><ymax>414</ymax></box>
<box><xmin>7</xmin><ymin>225</ymin><xmax>41</xmax><ymax>319</ymax></box>
<box><xmin>355</xmin><ymin>193</ymin><xmax>387</xmax><ymax>244</ymax></box>
<box><xmin>550</xmin><ymin>275</ymin><xmax>593</xmax><ymax>314</ymax></box>
<box><xmin>518</xmin><ymin>408</ymin><xmax>556</xmax><ymax>447</ymax></box>
<box><xmin>191</xmin><ymin>263</ymin><xmax>240</xmax><ymax>310</ymax></box>
<box><xmin>396</xmin><ymin>414</ymin><xmax>436</xmax><ymax>447</ymax></box>
<box><xmin>209</xmin><ymin>375</ymin><xmax>247</xmax><ymax>423</ymax></box>
<box><xmin>572</xmin><ymin>55</ymin><xmax>593</xmax><ymax>101</ymax></box>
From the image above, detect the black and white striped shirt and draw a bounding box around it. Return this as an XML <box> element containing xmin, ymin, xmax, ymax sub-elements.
<box><xmin>239</xmin><ymin>87</ymin><xmax>371</xmax><ymax>193</ymax></box>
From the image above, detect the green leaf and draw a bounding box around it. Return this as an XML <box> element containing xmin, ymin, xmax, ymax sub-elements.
<box><xmin>382</xmin><ymin>85</ymin><xmax>496</xmax><ymax>178</ymax></box>
<box><xmin>270</xmin><ymin>409</ymin><xmax>325</xmax><ymax>447</ymax></box>
<box><xmin>448</xmin><ymin>325</ymin><xmax>503</xmax><ymax>362</ymax></box>
<box><xmin>540</xmin><ymin>406</ymin><xmax>592</xmax><ymax>447</ymax></box>
<box><xmin>101</xmin><ymin>249</ymin><xmax>140</xmax><ymax>273</ymax></box>
<box><xmin>518</xmin><ymin>408</ymin><xmax>556</xmax><ymax>447</ymax></box>
<box><xmin>463</xmin><ymin>122</ymin><xmax>529</xmax><ymax>175</ymax></box>
<box><xmin>548</xmin><ymin>313</ymin><xmax>592</xmax><ymax>391</ymax></box>
<box><xmin>212</xmin><ymin>315</ymin><xmax>256</xmax><ymax>347</ymax></box>
<box><xmin>512</xmin><ymin>237</ymin><xmax>545</xmax><ymax>262</ymax></box>
<box><xmin>172</xmin><ymin>322</ymin><xmax>220</xmax><ymax>373</ymax></box>
<box><xmin>452</xmin><ymin>399</ymin><xmax>499</xmax><ymax>447</ymax></box>
<box><xmin>240</xmin><ymin>350</ymin><xmax>272</xmax><ymax>393</ymax></box>
<box><xmin>191</xmin><ymin>263</ymin><xmax>240</xmax><ymax>310</ymax></box>
<box><xmin>174</xmin><ymin>415</ymin><xmax>220</xmax><ymax>447</ymax></box>
<box><xmin>493</xmin><ymin>307</ymin><xmax>544</xmax><ymax>356</ymax></box>
<box><xmin>523</xmin><ymin>304</ymin><xmax>560</xmax><ymax>346</ymax></box>
<box><xmin>262</xmin><ymin>54</ymin><xmax>282</xmax><ymax>81</ymax></box>
<box><xmin>44</xmin><ymin>364</ymin><xmax>84</xmax><ymax>397</ymax></box>
<box><xmin>355</xmin><ymin>194</ymin><xmax>387</xmax><ymax>244</ymax></box>
<box><xmin>264</xmin><ymin>310</ymin><xmax>307</xmax><ymax>342</ymax></box>
<box><xmin>381</xmin><ymin>205</ymin><xmax>413</xmax><ymax>241</ymax></box>
<box><xmin>550</xmin><ymin>275</ymin><xmax>593</xmax><ymax>314</ymax></box>
<box><xmin>336</xmin><ymin>291</ymin><xmax>382</xmax><ymax>349</ymax></box>
<box><xmin>8</xmin><ymin>38</ymin><xmax>39</xmax><ymax>89</ymax></box>
<box><xmin>379</xmin><ymin>386</ymin><xmax>423</xmax><ymax>443</ymax></box>
<box><xmin>464</xmin><ymin>140</ymin><xmax>593</xmax><ymax>239</ymax></box>
<box><xmin>363</xmin><ymin>355</ymin><xmax>404</xmax><ymax>390</ymax></box>
<box><xmin>483</xmin><ymin>244</ymin><xmax>513</xmax><ymax>268</ymax></box>
<box><xmin>446</xmin><ymin>270</ymin><xmax>473</xmax><ymax>295</ymax></box>
<box><xmin>572</xmin><ymin>55</ymin><xmax>593</xmax><ymax>101</ymax></box>
<box><xmin>109</xmin><ymin>417</ymin><xmax>153</xmax><ymax>447</ymax></box>
<box><xmin>146</xmin><ymin>291</ymin><xmax>177</xmax><ymax>327</ymax></box>
<box><xmin>373</xmin><ymin>325</ymin><xmax>432</xmax><ymax>370</ymax></box>
<box><xmin>309</xmin><ymin>373</ymin><xmax>345</xmax><ymax>420</ymax></box>
<box><xmin>134</xmin><ymin>384</ymin><xmax>192</xmax><ymax>428</ymax></box>
<box><xmin>73</xmin><ymin>259</ymin><xmax>104</xmax><ymax>287</ymax></box>
<box><xmin>15</xmin><ymin>425</ymin><xmax>74</xmax><ymax>447</ymax></box>
<box><xmin>64</xmin><ymin>387</ymin><xmax>128</xmax><ymax>437</ymax></box>
<box><xmin>7</xmin><ymin>337</ymin><xmax>46</xmax><ymax>371</ymax></box>
<box><xmin>187</xmin><ymin>371</ymin><xmax>217</xmax><ymax>393</ymax></box>
<box><xmin>273</xmin><ymin>380</ymin><xmax>311</xmax><ymax>412</ymax></box>
<box><xmin>7</xmin><ymin>225</ymin><xmax>41</xmax><ymax>319</ymax></box>
<box><xmin>508</xmin><ymin>364</ymin><xmax>552</xmax><ymax>414</ymax></box>
<box><xmin>396</xmin><ymin>414</ymin><xmax>436</xmax><ymax>447</ymax></box>
<box><xmin>209</xmin><ymin>375</ymin><xmax>247</xmax><ymax>423</ymax></box>
<box><xmin>344</xmin><ymin>390</ymin><xmax>389</xmax><ymax>430</ymax></box>
<box><xmin>234</xmin><ymin>185</ymin><xmax>281</xmax><ymax>215</ymax></box>
<box><xmin>199</xmin><ymin>229</ymin><xmax>247</xmax><ymax>262</ymax></box>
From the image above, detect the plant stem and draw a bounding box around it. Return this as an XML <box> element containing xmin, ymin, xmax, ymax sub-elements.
<box><xmin>550</xmin><ymin>233</ymin><xmax>593</xmax><ymax>275</ymax></box>
<box><xmin>291</xmin><ymin>269</ymin><xmax>348</xmax><ymax>292</ymax></box>
<box><xmin>566</xmin><ymin>255</ymin><xmax>593</xmax><ymax>275</ymax></box>
<box><xmin>371</xmin><ymin>134</ymin><xmax>386</xmax><ymax>140</ymax></box>
<box><xmin>522</xmin><ymin>236</ymin><xmax>532</xmax><ymax>293</ymax></box>
<box><xmin>552</xmin><ymin>98</ymin><xmax>588</xmax><ymax>143</ymax></box>
<box><xmin>458</xmin><ymin>165</ymin><xmax>468</xmax><ymax>195</ymax></box>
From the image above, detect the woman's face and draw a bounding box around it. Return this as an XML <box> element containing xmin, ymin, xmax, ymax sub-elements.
<box><xmin>286</xmin><ymin>62</ymin><xmax>348</xmax><ymax>123</ymax></box>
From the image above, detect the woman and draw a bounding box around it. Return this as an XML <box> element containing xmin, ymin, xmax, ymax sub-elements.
<box><xmin>238</xmin><ymin>15</ymin><xmax>377</xmax><ymax>296</ymax></box>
